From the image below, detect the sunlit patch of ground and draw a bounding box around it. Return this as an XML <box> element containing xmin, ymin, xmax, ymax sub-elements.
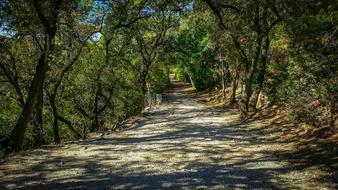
<box><xmin>0</xmin><ymin>80</ymin><xmax>337</xmax><ymax>190</ymax></box>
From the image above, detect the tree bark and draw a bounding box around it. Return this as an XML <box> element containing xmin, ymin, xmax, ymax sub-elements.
<box><xmin>329</xmin><ymin>98</ymin><xmax>337</xmax><ymax>128</ymax></box>
<box><xmin>7</xmin><ymin>50</ymin><xmax>49</xmax><ymax>152</ymax></box>
<box><xmin>92</xmin><ymin>83</ymin><xmax>101</xmax><ymax>132</ymax></box>
<box><xmin>221</xmin><ymin>61</ymin><xmax>226</xmax><ymax>100</ymax></box>
<box><xmin>252</xmin><ymin>36</ymin><xmax>270</xmax><ymax>109</ymax></box>
<box><xmin>32</xmin><ymin>87</ymin><xmax>46</xmax><ymax>147</ymax></box>
<box><xmin>141</xmin><ymin>73</ymin><xmax>147</xmax><ymax>95</ymax></box>
<box><xmin>138</xmin><ymin>61</ymin><xmax>151</xmax><ymax>95</ymax></box>
<box><xmin>239</xmin><ymin>75</ymin><xmax>253</xmax><ymax>117</ymax></box>
<box><xmin>52</xmin><ymin>114</ymin><xmax>61</xmax><ymax>144</ymax></box>
<box><xmin>47</xmin><ymin>28</ymin><xmax>99</xmax><ymax>142</ymax></box>
<box><xmin>49</xmin><ymin>93</ymin><xmax>61</xmax><ymax>144</ymax></box>
<box><xmin>57</xmin><ymin>115</ymin><xmax>82</xmax><ymax>138</ymax></box>
<box><xmin>6</xmin><ymin>0</ymin><xmax>62</xmax><ymax>152</ymax></box>
<box><xmin>230</xmin><ymin>66</ymin><xmax>240</xmax><ymax>103</ymax></box>
<box><xmin>238</xmin><ymin>0</ymin><xmax>266</xmax><ymax>118</ymax></box>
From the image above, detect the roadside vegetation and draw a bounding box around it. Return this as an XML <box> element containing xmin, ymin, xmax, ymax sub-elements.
<box><xmin>0</xmin><ymin>0</ymin><xmax>337</xmax><ymax>157</ymax></box>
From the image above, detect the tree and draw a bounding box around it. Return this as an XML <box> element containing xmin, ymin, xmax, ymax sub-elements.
<box><xmin>7</xmin><ymin>0</ymin><xmax>67</xmax><ymax>152</ymax></box>
<box><xmin>133</xmin><ymin>5</ymin><xmax>174</xmax><ymax>94</ymax></box>
<box><xmin>202</xmin><ymin>0</ymin><xmax>281</xmax><ymax>118</ymax></box>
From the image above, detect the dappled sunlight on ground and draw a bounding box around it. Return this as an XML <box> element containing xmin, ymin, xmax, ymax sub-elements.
<box><xmin>0</xmin><ymin>80</ymin><xmax>337</xmax><ymax>189</ymax></box>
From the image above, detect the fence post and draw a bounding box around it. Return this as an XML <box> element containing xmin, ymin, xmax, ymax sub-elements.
<box><xmin>156</xmin><ymin>94</ymin><xmax>162</xmax><ymax>105</ymax></box>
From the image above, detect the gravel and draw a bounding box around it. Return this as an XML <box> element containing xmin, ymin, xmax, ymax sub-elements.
<box><xmin>0</xmin><ymin>81</ymin><xmax>336</xmax><ymax>190</ymax></box>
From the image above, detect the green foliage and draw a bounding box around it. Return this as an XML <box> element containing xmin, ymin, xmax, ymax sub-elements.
<box><xmin>189</xmin><ymin>63</ymin><xmax>218</xmax><ymax>91</ymax></box>
<box><xmin>115</xmin><ymin>89</ymin><xmax>144</xmax><ymax>120</ymax></box>
<box><xmin>149</xmin><ymin>66</ymin><xmax>170</xmax><ymax>94</ymax></box>
<box><xmin>270</xmin><ymin>8</ymin><xmax>338</xmax><ymax>127</ymax></box>
<box><xmin>0</xmin><ymin>0</ymin><xmax>189</xmax><ymax>150</ymax></box>
<box><xmin>167</xmin><ymin>9</ymin><xmax>219</xmax><ymax>91</ymax></box>
<box><xmin>172</xmin><ymin>65</ymin><xmax>189</xmax><ymax>82</ymax></box>
<box><xmin>0</xmin><ymin>0</ymin><xmax>337</xmax><ymax>153</ymax></box>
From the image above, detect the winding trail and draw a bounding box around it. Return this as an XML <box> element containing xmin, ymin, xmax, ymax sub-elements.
<box><xmin>0</xmin><ymin>80</ymin><xmax>337</xmax><ymax>190</ymax></box>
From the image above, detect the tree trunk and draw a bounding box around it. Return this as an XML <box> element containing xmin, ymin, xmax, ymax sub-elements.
<box><xmin>330</xmin><ymin>97</ymin><xmax>337</xmax><ymax>128</ymax></box>
<box><xmin>141</xmin><ymin>73</ymin><xmax>147</xmax><ymax>95</ymax></box>
<box><xmin>32</xmin><ymin>87</ymin><xmax>46</xmax><ymax>147</ymax></box>
<box><xmin>252</xmin><ymin>37</ymin><xmax>270</xmax><ymax>109</ymax></box>
<box><xmin>221</xmin><ymin>62</ymin><xmax>226</xmax><ymax>100</ymax></box>
<box><xmin>91</xmin><ymin>75</ymin><xmax>102</xmax><ymax>132</ymax></box>
<box><xmin>6</xmin><ymin>0</ymin><xmax>62</xmax><ymax>152</ymax></box>
<box><xmin>52</xmin><ymin>114</ymin><xmax>61</xmax><ymax>144</ymax></box>
<box><xmin>239</xmin><ymin>76</ymin><xmax>253</xmax><ymax>117</ymax></box>
<box><xmin>57</xmin><ymin>115</ymin><xmax>82</xmax><ymax>138</ymax></box>
<box><xmin>239</xmin><ymin>34</ymin><xmax>263</xmax><ymax>118</ymax></box>
<box><xmin>230</xmin><ymin>68</ymin><xmax>239</xmax><ymax>103</ymax></box>
<box><xmin>49</xmin><ymin>94</ymin><xmax>61</xmax><ymax>144</ymax></box>
<box><xmin>7</xmin><ymin>50</ymin><xmax>49</xmax><ymax>152</ymax></box>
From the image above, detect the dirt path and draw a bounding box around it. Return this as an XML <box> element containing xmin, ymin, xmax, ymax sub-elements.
<box><xmin>0</xmin><ymin>80</ymin><xmax>337</xmax><ymax>190</ymax></box>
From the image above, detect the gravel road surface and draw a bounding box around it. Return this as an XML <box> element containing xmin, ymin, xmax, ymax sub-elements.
<box><xmin>0</xmin><ymin>80</ymin><xmax>337</xmax><ymax>190</ymax></box>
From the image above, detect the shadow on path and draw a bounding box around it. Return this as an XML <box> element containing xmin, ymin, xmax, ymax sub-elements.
<box><xmin>0</xmin><ymin>80</ymin><xmax>337</xmax><ymax>190</ymax></box>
